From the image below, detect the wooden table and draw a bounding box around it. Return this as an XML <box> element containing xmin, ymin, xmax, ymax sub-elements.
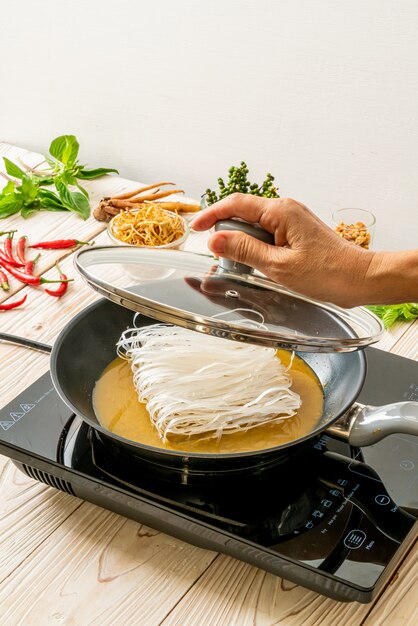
<box><xmin>0</xmin><ymin>143</ymin><xmax>416</xmax><ymax>625</ymax></box>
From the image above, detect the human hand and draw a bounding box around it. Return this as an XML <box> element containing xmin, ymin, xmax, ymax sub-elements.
<box><xmin>191</xmin><ymin>194</ymin><xmax>376</xmax><ymax>307</ymax></box>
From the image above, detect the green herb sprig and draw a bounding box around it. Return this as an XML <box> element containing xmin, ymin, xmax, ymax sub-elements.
<box><xmin>0</xmin><ymin>135</ymin><xmax>118</xmax><ymax>220</ymax></box>
<box><xmin>367</xmin><ymin>303</ymin><xmax>418</xmax><ymax>328</ymax></box>
<box><xmin>0</xmin><ymin>174</ymin><xmax>69</xmax><ymax>219</ymax></box>
<box><xmin>204</xmin><ymin>161</ymin><xmax>279</xmax><ymax>205</ymax></box>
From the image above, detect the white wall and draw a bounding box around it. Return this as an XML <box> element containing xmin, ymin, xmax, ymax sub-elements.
<box><xmin>1</xmin><ymin>0</ymin><xmax>417</xmax><ymax>250</ymax></box>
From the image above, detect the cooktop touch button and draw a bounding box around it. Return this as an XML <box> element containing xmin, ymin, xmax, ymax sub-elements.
<box><xmin>375</xmin><ymin>495</ymin><xmax>391</xmax><ymax>506</ymax></box>
<box><xmin>344</xmin><ymin>530</ymin><xmax>366</xmax><ymax>549</ymax></box>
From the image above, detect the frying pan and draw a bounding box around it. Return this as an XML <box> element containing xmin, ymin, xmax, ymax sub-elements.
<box><xmin>49</xmin><ymin>296</ymin><xmax>418</xmax><ymax>477</ymax></box>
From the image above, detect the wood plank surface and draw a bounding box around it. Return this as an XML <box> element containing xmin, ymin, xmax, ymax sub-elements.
<box><xmin>373</xmin><ymin>319</ymin><xmax>417</xmax><ymax>353</ymax></box>
<box><xmin>0</xmin><ymin>456</ymin><xmax>82</xmax><ymax>584</ymax></box>
<box><xmin>0</xmin><ymin>143</ymin><xmax>416</xmax><ymax>625</ymax></box>
<box><xmin>362</xmin><ymin>546</ymin><xmax>418</xmax><ymax>626</ymax></box>
<box><xmin>0</xmin><ymin>502</ymin><xmax>216</xmax><ymax>625</ymax></box>
<box><xmin>161</xmin><ymin>542</ymin><xmax>417</xmax><ymax>626</ymax></box>
<box><xmin>390</xmin><ymin>319</ymin><xmax>418</xmax><ymax>361</ymax></box>
<box><xmin>162</xmin><ymin>555</ymin><xmax>359</xmax><ymax>626</ymax></box>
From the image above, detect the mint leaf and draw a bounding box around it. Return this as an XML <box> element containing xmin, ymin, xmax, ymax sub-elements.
<box><xmin>21</xmin><ymin>206</ymin><xmax>37</xmax><ymax>219</ymax></box>
<box><xmin>77</xmin><ymin>167</ymin><xmax>119</xmax><ymax>179</ymax></box>
<box><xmin>55</xmin><ymin>178</ymin><xmax>90</xmax><ymax>219</ymax></box>
<box><xmin>36</xmin><ymin>176</ymin><xmax>55</xmax><ymax>186</ymax></box>
<box><xmin>58</xmin><ymin>171</ymin><xmax>89</xmax><ymax>198</ymax></box>
<box><xmin>64</xmin><ymin>189</ymin><xmax>90</xmax><ymax>219</ymax></box>
<box><xmin>0</xmin><ymin>194</ymin><xmax>24</xmax><ymax>218</ymax></box>
<box><xmin>59</xmin><ymin>171</ymin><xmax>76</xmax><ymax>185</ymax></box>
<box><xmin>75</xmin><ymin>181</ymin><xmax>89</xmax><ymax>198</ymax></box>
<box><xmin>1</xmin><ymin>181</ymin><xmax>16</xmax><ymax>195</ymax></box>
<box><xmin>3</xmin><ymin>157</ymin><xmax>25</xmax><ymax>179</ymax></box>
<box><xmin>40</xmin><ymin>201</ymin><xmax>69</xmax><ymax>212</ymax></box>
<box><xmin>38</xmin><ymin>188</ymin><xmax>67</xmax><ymax>210</ymax></box>
<box><xmin>382</xmin><ymin>309</ymin><xmax>399</xmax><ymax>328</ymax></box>
<box><xmin>398</xmin><ymin>303</ymin><xmax>417</xmax><ymax>320</ymax></box>
<box><xmin>45</xmin><ymin>155</ymin><xmax>58</xmax><ymax>168</ymax></box>
<box><xmin>49</xmin><ymin>135</ymin><xmax>79</xmax><ymax>166</ymax></box>
<box><xmin>20</xmin><ymin>174</ymin><xmax>39</xmax><ymax>202</ymax></box>
<box><xmin>367</xmin><ymin>303</ymin><xmax>418</xmax><ymax>328</ymax></box>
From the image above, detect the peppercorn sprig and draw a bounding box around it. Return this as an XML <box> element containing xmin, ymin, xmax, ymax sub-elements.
<box><xmin>204</xmin><ymin>162</ymin><xmax>279</xmax><ymax>205</ymax></box>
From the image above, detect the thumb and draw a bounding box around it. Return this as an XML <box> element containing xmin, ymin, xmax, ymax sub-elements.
<box><xmin>209</xmin><ymin>231</ymin><xmax>281</xmax><ymax>274</ymax></box>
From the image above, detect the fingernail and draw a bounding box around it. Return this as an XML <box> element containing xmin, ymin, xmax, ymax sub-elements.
<box><xmin>209</xmin><ymin>234</ymin><xmax>226</xmax><ymax>255</ymax></box>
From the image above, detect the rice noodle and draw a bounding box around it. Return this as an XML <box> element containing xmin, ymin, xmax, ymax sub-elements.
<box><xmin>117</xmin><ymin>319</ymin><xmax>302</xmax><ymax>442</ymax></box>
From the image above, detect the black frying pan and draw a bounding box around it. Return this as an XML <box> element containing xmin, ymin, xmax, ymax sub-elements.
<box><xmin>2</xmin><ymin>296</ymin><xmax>417</xmax><ymax>478</ymax></box>
<box><xmin>50</xmin><ymin>297</ymin><xmax>368</xmax><ymax>475</ymax></box>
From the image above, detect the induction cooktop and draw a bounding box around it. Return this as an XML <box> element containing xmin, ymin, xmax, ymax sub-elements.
<box><xmin>0</xmin><ymin>347</ymin><xmax>416</xmax><ymax>603</ymax></box>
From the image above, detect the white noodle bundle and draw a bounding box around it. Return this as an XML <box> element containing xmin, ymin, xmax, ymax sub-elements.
<box><xmin>117</xmin><ymin>319</ymin><xmax>301</xmax><ymax>442</ymax></box>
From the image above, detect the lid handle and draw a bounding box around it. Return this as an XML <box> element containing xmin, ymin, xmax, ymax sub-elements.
<box><xmin>214</xmin><ymin>219</ymin><xmax>274</xmax><ymax>274</ymax></box>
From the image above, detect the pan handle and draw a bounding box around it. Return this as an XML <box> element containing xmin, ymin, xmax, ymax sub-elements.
<box><xmin>333</xmin><ymin>401</ymin><xmax>418</xmax><ymax>447</ymax></box>
<box><xmin>0</xmin><ymin>332</ymin><xmax>52</xmax><ymax>354</ymax></box>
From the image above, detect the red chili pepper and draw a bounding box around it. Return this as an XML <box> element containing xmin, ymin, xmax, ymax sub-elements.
<box><xmin>30</xmin><ymin>239</ymin><xmax>93</xmax><ymax>250</ymax></box>
<box><xmin>0</xmin><ymin>249</ymin><xmax>24</xmax><ymax>267</ymax></box>
<box><xmin>0</xmin><ymin>294</ymin><xmax>27</xmax><ymax>311</ymax></box>
<box><xmin>16</xmin><ymin>236</ymin><xmax>27</xmax><ymax>264</ymax></box>
<box><xmin>3</xmin><ymin>232</ymin><xmax>20</xmax><ymax>264</ymax></box>
<box><xmin>24</xmin><ymin>253</ymin><xmax>41</xmax><ymax>276</ymax></box>
<box><xmin>0</xmin><ymin>269</ymin><xmax>9</xmax><ymax>291</ymax></box>
<box><xmin>4</xmin><ymin>232</ymin><xmax>13</xmax><ymax>260</ymax></box>
<box><xmin>45</xmin><ymin>263</ymin><xmax>69</xmax><ymax>298</ymax></box>
<box><xmin>0</xmin><ymin>259</ymin><xmax>73</xmax><ymax>286</ymax></box>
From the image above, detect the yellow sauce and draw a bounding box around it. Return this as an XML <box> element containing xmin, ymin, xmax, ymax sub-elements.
<box><xmin>93</xmin><ymin>350</ymin><xmax>324</xmax><ymax>454</ymax></box>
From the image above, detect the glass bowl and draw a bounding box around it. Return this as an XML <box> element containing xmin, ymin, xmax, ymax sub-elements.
<box><xmin>332</xmin><ymin>208</ymin><xmax>376</xmax><ymax>249</ymax></box>
<box><xmin>107</xmin><ymin>208</ymin><xmax>189</xmax><ymax>250</ymax></box>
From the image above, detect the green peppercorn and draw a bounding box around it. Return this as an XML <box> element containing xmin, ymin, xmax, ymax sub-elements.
<box><xmin>203</xmin><ymin>163</ymin><xmax>280</xmax><ymax>204</ymax></box>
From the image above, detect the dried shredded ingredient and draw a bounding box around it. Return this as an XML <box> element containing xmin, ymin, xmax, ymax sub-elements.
<box><xmin>110</xmin><ymin>203</ymin><xmax>185</xmax><ymax>247</ymax></box>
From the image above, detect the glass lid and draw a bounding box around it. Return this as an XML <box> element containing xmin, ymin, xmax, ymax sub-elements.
<box><xmin>74</xmin><ymin>246</ymin><xmax>384</xmax><ymax>353</ymax></box>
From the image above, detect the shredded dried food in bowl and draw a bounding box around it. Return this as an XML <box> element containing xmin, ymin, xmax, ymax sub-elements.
<box><xmin>110</xmin><ymin>204</ymin><xmax>185</xmax><ymax>247</ymax></box>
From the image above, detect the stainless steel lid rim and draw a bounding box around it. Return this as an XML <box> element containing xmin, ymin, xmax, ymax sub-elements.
<box><xmin>75</xmin><ymin>246</ymin><xmax>384</xmax><ymax>352</ymax></box>
<box><xmin>80</xmin><ymin>273</ymin><xmax>380</xmax><ymax>352</ymax></box>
